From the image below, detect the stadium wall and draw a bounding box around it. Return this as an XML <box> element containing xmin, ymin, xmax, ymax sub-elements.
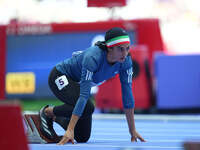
<box><xmin>0</xmin><ymin>19</ymin><xmax>164</xmax><ymax>99</ymax></box>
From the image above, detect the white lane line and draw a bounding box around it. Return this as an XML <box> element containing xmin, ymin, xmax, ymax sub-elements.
<box><xmin>62</xmin><ymin>144</ymin><xmax>183</xmax><ymax>149</ymax></box>
<box><xmin>90</xmin><ymin>138</ymin><xmax>184</xmax><ymax>142</ymax></box>
<box><xmin>24</xmin><ymin>112</ymin><xmax>200</xmax><ymax>121</ymax></box>
<box><xmin>93</xmin><ymin>129</ymin><xmax>200</xmax><ymax>133</ymax></box>
<box><xmin>93</xmin><ymin>132</ymin><xmax>200</xmax><ymax>137</ymax></box>
<box><xmin>92</xmin><ymin>114</ymin><xmax>200</xmax><ymax>121</ymax></box>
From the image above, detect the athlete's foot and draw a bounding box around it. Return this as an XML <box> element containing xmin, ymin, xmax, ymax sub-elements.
<box><xmin>39</xmin><ymin>105</ymin><xmax>58</xmax><ymax>140</ymax></box>
<box><xmin>44</xmin><ymin>106</ymin><xmax>56</xmax><ymax>121</ymax></box>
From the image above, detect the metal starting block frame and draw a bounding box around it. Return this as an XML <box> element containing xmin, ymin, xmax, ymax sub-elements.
<box><xmin>24</xmin><ymin>113</ymin><xmax>62</xmax><ymax>144</ymax></box>
<box><xmin>24</xmin><ymin>114</ymin><xmax>47</xmax><ymax>144</ymax></box>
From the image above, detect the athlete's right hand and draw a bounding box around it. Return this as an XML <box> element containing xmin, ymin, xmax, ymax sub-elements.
<box><xmin>57</xmin><ymin>129</ymin><xmax>75</xmax><ymax>145</ymax></box>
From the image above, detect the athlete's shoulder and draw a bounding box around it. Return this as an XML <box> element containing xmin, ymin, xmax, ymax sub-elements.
<box><xmin>82</xmin><ymin>46</ymin><xmax>104</xmax><ymax>71</ymax></box>
<box><xmin>84</xmin><ymin>46</ymin><xmax>104</xmax><ymax>62</ymax></box>
<box><xmin>85</xmin><ymin>45</ymin><xmax>103</xmax><ymax>56</ymax></box>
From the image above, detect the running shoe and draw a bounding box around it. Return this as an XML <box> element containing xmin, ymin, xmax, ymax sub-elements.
<box><xmin>39</xmin><ymin>105</ymin><xmax>58</xmax><ymax>140</ymax></box>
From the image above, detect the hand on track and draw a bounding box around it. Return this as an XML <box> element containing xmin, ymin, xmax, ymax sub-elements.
<box><xmin>57</xmin><ymin>129</ymin><xmax>75</xmax><ymax>145</ymax></box>
<box><xmin>131</xmin><ymin>130</ymin><xmax>146</xmax><ymax>142</ymax></box>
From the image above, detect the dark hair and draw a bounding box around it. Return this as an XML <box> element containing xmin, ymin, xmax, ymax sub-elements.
<box><xmin>105</xmin><ymin>27</ymin><xmax>128</xmax><ymax>42</ymax></box>
<box><xmin>95</xmin><ymin>41</ymin><xmax>107</xmax><ymax>51</ymax></box>
<box><xmin>95</xmin><ymin>27</ymin><xmax>128</xmax><ymax>51</ymax></box>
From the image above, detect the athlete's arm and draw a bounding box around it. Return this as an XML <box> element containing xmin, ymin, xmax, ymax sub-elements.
<box><xmin>57</xmin><ymin>67</ymin><xmax>92</xmax><ymax>145</ymax></box>
<box><xmin>124</xmin><ymin>108</ymin><xmax>145</xmax><ymax>142</ymax></box>
<box><xmin>57</xmin><ymin>114</ymin><xmax>79</xmax><ymax>145</ymax></box>
<box><xmin>119</xmin><ymin>57</ymin><xmax>145</xmax><ymax>142</ymax></box>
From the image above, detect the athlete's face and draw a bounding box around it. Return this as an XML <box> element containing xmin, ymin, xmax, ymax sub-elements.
<box><xmin>109</xmin><ymin>43</ymin><xmax>130</xmax><ymax>63</ymax></box>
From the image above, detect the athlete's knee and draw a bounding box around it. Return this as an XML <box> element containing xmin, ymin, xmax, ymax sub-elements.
<box><xmin>74</xmin><ymin>115</ymin><xmax>92</xmax><ymax>143</ymax></box>
<box><xmin>75</xmin><ymin>134</ymin><xmax>90</xmax><ymax>143</ymax></box>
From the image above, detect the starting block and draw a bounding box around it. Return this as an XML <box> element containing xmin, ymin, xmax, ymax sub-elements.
<box><xmin>24</xmin><ymin>113</ymin><xmax>62</xmax><ymax>144</ymax></box>
<box><xmin>0</xmin><ymin>101</ymin><xmax>29</xmax><ymax>150</ymax></box>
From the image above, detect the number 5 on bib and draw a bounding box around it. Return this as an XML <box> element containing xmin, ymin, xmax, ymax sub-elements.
<box><xmin>55</xmin><ymin>75</ymin><xmax>69</xmax><ymax>90</ymax></box>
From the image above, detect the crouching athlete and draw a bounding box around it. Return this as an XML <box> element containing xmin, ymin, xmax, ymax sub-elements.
<box><xmin>39</xmin><ymin>27</ymin><xmax>146</xmax><ymax>145</ymax></box>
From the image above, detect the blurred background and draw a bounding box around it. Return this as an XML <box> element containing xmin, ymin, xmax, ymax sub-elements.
<box><xmin>1</xmin><ymin>0</ymin><xmax>200</xmax><ymax>114</ymax></box>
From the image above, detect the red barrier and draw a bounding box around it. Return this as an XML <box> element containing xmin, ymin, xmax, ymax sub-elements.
<box><xmin>95</xmin><ymin>45</ymin><xmax>152</xmax><ymax>110</ymax></box>
<box><xmin>95</xmin><ymin>75</ymin><xmax>122</xmax><ymax>109</ymax></box>
<box><xmin>87</xmin><ymin>0</ymin><xmax>126</xmax><ymax>7</ymax></box>
<box><xmin>0</xmin><ymin>26</ymin><xmax>6</xmax><ymax>100</ymax></box>
<box><xmin>130</xmin><ymin>45</ymin><xmax>152</xmax><ymax>109</ymax></box>
<box><xmin>0</xmin><ymin>101</ymin><xmax>29</xmax><ymax>150</ymax></box>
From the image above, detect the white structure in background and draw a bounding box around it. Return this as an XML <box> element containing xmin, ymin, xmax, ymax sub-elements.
<box><xmin>0</xmin><ymin>0</ymin><xmax>200</xmax><ymax>54</ymax></box>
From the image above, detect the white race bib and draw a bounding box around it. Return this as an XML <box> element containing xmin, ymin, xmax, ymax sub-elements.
<box><xmin>55</xmin><ymin>75</ymin><xmax>69</xmax><ymax>90</ymax></box>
